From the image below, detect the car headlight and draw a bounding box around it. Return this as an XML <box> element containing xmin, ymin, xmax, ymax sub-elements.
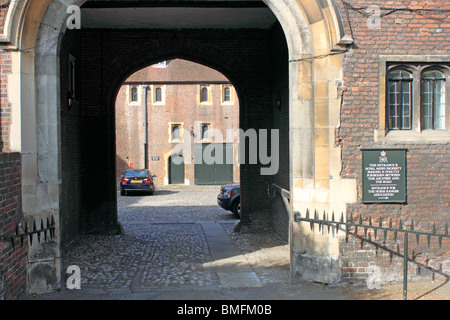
<box><xmin>222</xmin><ymin>190</ymin><xmax>231</xmax><ymax>199</ymax></box>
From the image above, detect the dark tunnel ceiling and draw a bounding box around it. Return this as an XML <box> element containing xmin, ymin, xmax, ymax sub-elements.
<box><xmin>81</xmin><ymin>1</ymin><xmax>278</xmax><ymax>29</ymax></box>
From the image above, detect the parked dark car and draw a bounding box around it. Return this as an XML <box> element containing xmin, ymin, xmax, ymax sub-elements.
<box><xmin>217</xmin><ymin>183</ymin><xmax>240</xmax><ymax>218</ymax></box>
<box><xmin>120</xmin><ymin>169</ymin><xmax>156</xmax><ymax>196</ymax></box>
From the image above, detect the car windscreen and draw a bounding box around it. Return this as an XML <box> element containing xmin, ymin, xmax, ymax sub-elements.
<box><xmin>124</xmin><ymin>171</ymin><xmax>148</xmax><ymax>178</ymax></box>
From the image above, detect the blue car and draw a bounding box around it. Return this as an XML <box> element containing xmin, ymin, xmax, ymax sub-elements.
<box><xmin>217</xmin><ymin>183</ymin><xmax>240</xmax><ymax>218</ymax></box>
<box><xmin>120</xmin><ymin>169</ymin><xmax>156</xmax><ymax>196</ymax></box>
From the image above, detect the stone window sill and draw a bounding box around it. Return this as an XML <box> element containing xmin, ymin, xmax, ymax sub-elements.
<box><xmin>375</xmin><ymin>129</ymin><xmax>450</xmax><ymax>144</ymax></box>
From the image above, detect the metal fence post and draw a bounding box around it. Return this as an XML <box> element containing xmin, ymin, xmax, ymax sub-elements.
<box><xmin>403</xmin><ymin>233</ymin><xmax>408</xmax><ymax>300</ymax></box>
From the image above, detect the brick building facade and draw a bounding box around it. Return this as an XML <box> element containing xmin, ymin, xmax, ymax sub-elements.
<box><xmin>115</xmin><ymin>59</ymin><xmax>240</xmax><ymax>187</ymax></box>
<box><xmin>335</xmin><ymin>0</ymin><xmax>450</xmax><ymax>283</ymax></box>
<box><xmin>0</xmin><ymin>0</ymin><xmax>448</xmax><ymax>297</ymax></box>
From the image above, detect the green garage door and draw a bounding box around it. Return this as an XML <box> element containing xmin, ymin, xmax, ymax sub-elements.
<box><xmin>194</xmin><ymin>143</ymin><xmax>233</xmax><ymax>185</ymax></box>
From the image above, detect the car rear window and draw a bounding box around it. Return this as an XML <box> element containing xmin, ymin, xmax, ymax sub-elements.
<box><xmin>124</xmin><ymin>171</ymin><xmax>148</xmax><ymax>177</ymax></box>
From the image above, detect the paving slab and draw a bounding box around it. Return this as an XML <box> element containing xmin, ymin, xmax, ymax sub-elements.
<box><xmin>200</xmin><ymin>221</ymin><xmax>262</xmax><ymax>288</ymax></box>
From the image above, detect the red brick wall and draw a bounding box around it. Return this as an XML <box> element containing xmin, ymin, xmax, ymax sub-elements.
<box><xmin>0</xmin><ymin>152</ymin><xmax>27</xmax><ymax>300</ymax></box>
<box><xmin>115</xmin><ymin>59</ymin><xmax>240</xmax><ymax>186</ymax></box>
<box><xmin>336</xmin><ymin>0</ymin><xmax>450</xmax><ymax>284</ymax></box>
<box><xmin>0</xmin><ymin>2</ymin><xmax>9</xmax><ymax>34</ymax></box>
<box><xmin>0</xmin><ymin>51</ymin><xmax>12</xmax><ymax>152</ymax></box>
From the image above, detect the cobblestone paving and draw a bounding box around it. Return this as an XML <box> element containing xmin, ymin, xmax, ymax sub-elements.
<box><xmin>62</xmin><ymin>185</ymin><xmax>290</xmax><ymax>291</ymax></box>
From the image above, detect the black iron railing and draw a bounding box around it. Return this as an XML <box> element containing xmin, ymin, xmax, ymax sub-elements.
<box><xmin>0</xmin><ymin>216</ymin><xmax>56</xmax><ymax>249</ymax></box>
<box><xmin>294</xmin><ymin>210</ymin><xmax>449</xmax><ymax>300</ymax></box>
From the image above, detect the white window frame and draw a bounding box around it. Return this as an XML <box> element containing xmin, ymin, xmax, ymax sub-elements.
<box><xmin>152</xmin><ymin>85</ymin><xmax>166</xmax><ymax>105</ymax></box>
<box><xmin>200</xmin><ymin>122</ymin><xmax>212</xmax><ymax>142</ymax></box>
<box><xmin>221</xmin><ymin>85</ymin><xmax>234</xmax><ymax>105</ymax></box>
<box><xmin>127</xmin><ymin>85</ymin><xmax>141</xmax><ymax>105</ymax></box>
<box><xmin>152</xmin><ymin>61</ymin><xmax>169</xmax><ymax>68</ymax></box>
<box><xmin>199</xmin><ymin>85</ymin><xmax>212</xmax><ymax>105</ymax></box>
<box><xmin>169</xmin><ymin>122</ymin><xmax>184</xmax><ymax>142</ymax></box>
<box><xmin>375</xmin><ymin>56</ymin><xmax>450</xmax><ymax>143</ymax></box>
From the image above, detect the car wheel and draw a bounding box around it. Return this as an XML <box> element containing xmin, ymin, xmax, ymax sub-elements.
<box><xmin>232</xmin><ymin>200</ymin><xmax>241</xmax><ymax>219</ymax></box>
<box><xmin>120</xmin><ymin>189</ymin><xmax>125</xmax><ymax>196</ymax></box>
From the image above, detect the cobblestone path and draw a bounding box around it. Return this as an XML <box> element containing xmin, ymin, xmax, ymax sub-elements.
<box><xmin>61</xmin><ymin>185</ymin><xmax>290</xmax><ymax>291</ymax></box>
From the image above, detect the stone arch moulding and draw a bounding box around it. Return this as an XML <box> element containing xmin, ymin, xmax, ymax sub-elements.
<box><xmin>5</xmin><ymin>0</ymin><xmax>352</xmax><ymax>293</ymax></box>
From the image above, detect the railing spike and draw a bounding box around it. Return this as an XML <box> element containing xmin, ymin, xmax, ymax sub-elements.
<box><xmin>439</xmin><ymin>236</ymin><xmax>442</xmax><ymax>248</ymax></box>
<box><xmin>50</xmin><ymin>215</ymin><xmax>56</xmax><ymax>239</ymax></box>
<box><xmin>375</xmin><ymin>218</ymin><xmax>382</xmax><ymax>239</ymax></box>
<box><xmin>325</xmin><ymin>211</ymin><xmax>331</xmax><ymax>234</ymax></box>
<box><xmin>46</xmin><ymin>217</ymin><xmax>51</xmax><ymax>241</ymax></box>
<box><xmin>445</xmin><ymin>224</ymin><xmax>448</xmax><ymax>236</ymax></box>
<box><xmin>345</xmin><ymin>224</ymin><xmax>349</xmax><ymax>243</ymax></box>
<box><xmin>32</xmin><ymin>220</ymin><xmax>38</xmax><ymax>244</ymax></box>
<box><xmin>40</xmin><ymin>219</ymin><xmax>45</xmax><ymax>242</ymax></box>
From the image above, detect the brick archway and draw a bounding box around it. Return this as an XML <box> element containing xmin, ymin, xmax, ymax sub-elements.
<box><xmin>104</xmin><ymin>37</ymin><xmax>250</xmax><ymax>100</ymax></box>
<box><xmin>77</xmin><ymin>27</ymin><xmax>279</xmax><ymax>236</ymax></box>
<box><xmin>4</xmin><ymin>0</ymin><xmax>351</xmax><ymax>293</ymax></box>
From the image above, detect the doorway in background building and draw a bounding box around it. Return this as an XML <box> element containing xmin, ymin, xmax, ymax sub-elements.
<box><xmin>194</xmin><ymin>143</ymin><xmax>233</xmax><ymax>185</ymax></box>
<box><xmin>169</xmin><ymin>155</ymin><xmax>185</xmax><ymax>184</ymax></box>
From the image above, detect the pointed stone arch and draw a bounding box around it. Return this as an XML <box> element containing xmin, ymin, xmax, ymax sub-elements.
<box><xmin>4</xmin><ymin>0</ymin><xmax>354</xmax><ymax>293</ymax></box>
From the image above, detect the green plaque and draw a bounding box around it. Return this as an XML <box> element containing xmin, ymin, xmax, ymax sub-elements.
<box><xmin>362</xmin><ymin>148</ymin><xmax>406</xmax><ymax>203</ymax></box>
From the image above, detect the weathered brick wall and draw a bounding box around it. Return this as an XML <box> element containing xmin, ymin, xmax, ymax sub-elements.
<box><xmin>59</xmin><ymin>30</ymin><xmax>82</xmax><ymax>245</ymax></box>
<box><xmin>0</xmin><ymin>51</ymin><xmax>11</xmax><ymax>152</ymax></box>
<box><xmin>0</xmin><ymin>1</ymin><xmax>9</xmax><ymax>35</ymax></box>
<box><xmin>115</xmin><ymin>60</ymin><xmax>240</xmax><ymax>187</ymax></box>
<box><xmin>336</xmin><ymin>0</ymin><xmax>450</xmax><ymax>284</ymax></box>
<box><xmin>269</xmin><ymin>23</ymin><xmax>290</xmax><ymax>241</ymax></box>
<box><xmin>77</xmin><ymin>28</ymin><xmax>279</xmax><ymax>232</ymax></box>
<box><xmin>0</xmin><ymin>152</ymin><xmax>27</xmax><ymax>300</ymax></box>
